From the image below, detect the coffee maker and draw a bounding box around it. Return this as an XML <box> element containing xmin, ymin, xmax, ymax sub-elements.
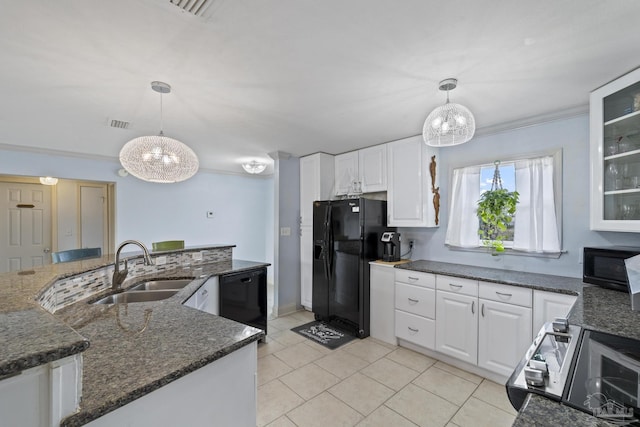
<box><xmin>381</xmin><ymin>231</ymin><xmax>401</xmax><ymax>262</ymax></box>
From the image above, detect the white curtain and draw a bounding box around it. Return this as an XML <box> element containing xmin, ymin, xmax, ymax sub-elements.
<box><xmin>445</xmin><ymin>166</ymin><xmax>481</xmax><ymax>248</ymax></box>
<box><xmin>513</xmin><ymin>156</ymin><xmax>561</xmax><ymax>253</ymax></box>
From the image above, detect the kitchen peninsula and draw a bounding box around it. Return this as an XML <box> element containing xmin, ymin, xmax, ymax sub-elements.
<box><xmin>0</xmin><ymin>244</ymin><xmax>267</xmax><ymax>427</ymax></box>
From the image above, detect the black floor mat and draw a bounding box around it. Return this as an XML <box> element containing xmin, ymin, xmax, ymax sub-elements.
<box><xmin>291</xmin><ymin>321</ymin><xmax>356</xmax><ymax>350</ymax></box>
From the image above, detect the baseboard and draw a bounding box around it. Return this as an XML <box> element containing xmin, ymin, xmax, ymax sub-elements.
<box><xmin>397</xmin><ymin>339</ymin><xmax>509</xmax><ymax>385</ymax></box>
<box><xmin>277</xmin><ymin>302</ymin><xmax>299</xmax><ymax>317</ymax></box>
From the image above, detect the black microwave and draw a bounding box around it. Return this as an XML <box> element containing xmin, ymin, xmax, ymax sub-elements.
<box><xmin>583</xmin><ymin>246</ymin><xmax>640</xmax><ymax>292</ymax></box>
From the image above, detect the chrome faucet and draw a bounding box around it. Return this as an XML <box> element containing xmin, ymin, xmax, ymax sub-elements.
<box><xmin>112</xmin><ymin>240</ymin><xmax>154</xmax><ymax>290</ymax></box>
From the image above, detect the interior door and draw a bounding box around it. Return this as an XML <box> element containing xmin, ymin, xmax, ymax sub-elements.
<box><xmin>0</xmin><ymin>182</ymin><xmax>52</xmax><ymax>272</ymax></box>
<box><xmin>80</xmin><ymin>184</ymin><xmax>106</xmax><ymax>252</ymax></box>
<box><xmin>329</xmin><ymin>200</ymin><xmax>362</xmax><ymax>326</ymax></box>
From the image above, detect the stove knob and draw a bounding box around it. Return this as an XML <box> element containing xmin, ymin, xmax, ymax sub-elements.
<box><xmin>552</xmin><ymin>317</ymin><xmax>569</xmax><ymax>333</ymax></box>
<box><xmin>529</xmin><ymin>359</ymin><xmax>548</xmax><ymax>375</ymax></box>
<box><xmin>524</xmin><ymin>367</ymin><xmax>545</xmax><ymax>387</ymax></box>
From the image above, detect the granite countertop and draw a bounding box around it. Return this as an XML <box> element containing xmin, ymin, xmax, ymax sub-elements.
<box><xmin>0</xmin><ymin>246</ymin><xmax>267</xmax><ymax>427</ymax></box>
<box><xmin>395</xmin><ymin>260</ymin><xmax>583</xmax><ymax>294</ymax></box>
<box><xmin>397</xmin><ymin>259</ymin><xmax>640</xmax><ymax>426</ymax></box>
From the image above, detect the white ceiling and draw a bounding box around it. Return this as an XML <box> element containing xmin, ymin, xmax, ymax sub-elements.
<box><xmin>1</xmin><ymin>0</ymin><xmax>640</xmax><ymax>175</ymax></box>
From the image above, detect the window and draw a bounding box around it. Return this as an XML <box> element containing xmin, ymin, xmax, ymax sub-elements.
<box><xmin>479</xmin><ymin>162</ymin><xmax>516</xmax><ymax>247</ymax></box>
<box><xmin>445</xmin><ymin>152</ymin><xmax>562</xmax><ymax>255</ymax></box>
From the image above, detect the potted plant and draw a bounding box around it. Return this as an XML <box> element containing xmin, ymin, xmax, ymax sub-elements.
<box><xmin>477</xmin><ymin>186</ymin><xmax>519</xmax><ymax>254</ymax></box>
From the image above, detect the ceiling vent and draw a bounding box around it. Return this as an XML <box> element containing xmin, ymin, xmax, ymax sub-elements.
<box><xmin>109</xmin><ymin>119</ymin><xmax>130</xmax><ymax>129</ymax></box>
<box><xmin>169</xmin><ymin>0</ymin><xmax>215</xmax><ymax>17</ymax></box>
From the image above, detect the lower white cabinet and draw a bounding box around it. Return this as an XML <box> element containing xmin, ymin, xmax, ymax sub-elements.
<box><xmin>394</xmin><ymin>270</ymin><xmax>436</xmax><ymax>350</ymax></box>
<box><xmin>300</xmin><ymin>226</ymin><xmax>313</xmax><ymax>309</ymax></box>
<box><xmin>0</xmin><ymin>354</ymin><xmax>82</xmax><ymax>427</ymax></box>
<box><xmin>478</xmin><ymin>298</ymin><xmax>532</xmax><ymax>377</ymax></box>
<box><xmin>435</xmin><ymin>290</ymin><xmax>478</xmax><ymax>364</ymax></box>
<box><xmin>369</xmin><ymin>263</ymin><xmax>396</xmax><ymax>345</ymax></box>
<box><xmin>184</xmin><ymin>277</ymin><xmax>219</xmax><ymax>315</ymax></box>
<box><xmin>532</xmin><ymin>290</ymin><xmax>577</xmax><ymax>337</ymax></box>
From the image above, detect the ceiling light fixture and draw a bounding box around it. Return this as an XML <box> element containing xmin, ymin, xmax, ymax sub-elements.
<box><xmin>39</xmin><ymin>176</ymin><xmax>58</xmax><ymax>185</ymax></box>
<box><xmin>119</xmin><ymin>81</ymin><xmax>199</xmax><ymax>183</ymax></box>
<box><xmin>423</xmin><ymin>78</ymin><xmax>475</xmax><ymax>147</ymax></box>
<box><xmin>242</xmin><ymin>161</ymin><xmax>267</xmax><ymax>174</ymax></box>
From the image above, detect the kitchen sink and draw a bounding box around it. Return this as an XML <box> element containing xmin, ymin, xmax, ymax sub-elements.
<box><xmin>129</xmin><ymin>279</ymin><xmax>193</xmax><ymax>291</ymax></box>
<box><xmin>93</xmin><ymin>290</ymin><xmax>178</xmax><ymax>304</ymax></box>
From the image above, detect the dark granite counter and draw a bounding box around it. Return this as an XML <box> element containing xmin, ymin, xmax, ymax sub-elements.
<box><xmin>397</xmin><ymin>260</ymin><xmax>640</xmax><ymax>426</ymax></box>
<box><xmin>395</xmin><ymin>260</ymin><xmax>582</xmax><ymax>294</ymax></box>
<box><xmin>0</xmin><ymin>246</ymin><xmax>267</xmax><ymax>426</ymax></box>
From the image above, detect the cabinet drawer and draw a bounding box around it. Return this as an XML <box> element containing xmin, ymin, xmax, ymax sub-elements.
<box><xmin>395</xmin><ymin>269</ymin><xmax>436</xmax><ymax>289</ymax></box>
<box><xmin>479</xmin><ymin>281</ymin><xmax>532</xmax><ymax>307</ymax></box>
<box><xmin>395</xmin><ymin>310</ymin><xmax>435</xmax><ymax>350</ymax></box>
<box><xmin>395</xmin><ymin>283</ymin><xmax>435</xmax><ymax>318</ymax></box>
<box><xmin>436</xmin><ymin>275</ymin><xmax>478</xmax><ymax>297</ymax></box>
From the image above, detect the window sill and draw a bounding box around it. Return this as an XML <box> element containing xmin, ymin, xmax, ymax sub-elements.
<box><xmin>445</xmin><ymin>245</ymin><xmax>565</xmax><ymax>259</ymax></box>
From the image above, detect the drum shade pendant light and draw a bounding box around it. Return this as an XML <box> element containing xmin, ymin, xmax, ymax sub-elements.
<box><xmin>120</xmin><ymin>81</ymin><xmax>199</xmax><ymax>183</ymax></box>
<box><xmin>423</xmin><ymin>78</ymin><xmax>475</xmax><ymax>147</ymax></box>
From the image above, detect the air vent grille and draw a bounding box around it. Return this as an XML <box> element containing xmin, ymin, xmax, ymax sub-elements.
<box><xmin>110</xmin><ymin>119</ymin><xmax>130</xmax><ymax>129</ymax></box>
<box><xmin>169</xmin><ymin>0</ymin><xmax>214</xmax><ymax>17</ymax></box>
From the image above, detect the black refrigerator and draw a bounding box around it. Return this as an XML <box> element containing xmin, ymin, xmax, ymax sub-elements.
<box><xmin>312</xmin><ymin>198</ymin><xmax>391</xmax><ymax>338</ymax></box>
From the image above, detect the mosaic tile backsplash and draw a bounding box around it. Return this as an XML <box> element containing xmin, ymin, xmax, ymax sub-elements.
<box><xmin>38</xmin><ymin>248</ymin><xmax>232</xmax><ymax>313</ymax></box>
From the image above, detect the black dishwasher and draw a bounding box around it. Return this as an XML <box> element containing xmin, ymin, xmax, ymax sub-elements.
<box><xmin>219</xmin><ymin>267</ymin><xmax>267</xmax><ymax>335</ymax></box>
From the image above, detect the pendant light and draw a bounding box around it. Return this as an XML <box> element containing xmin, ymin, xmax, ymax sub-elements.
<box><xmin>39</xmin><ymin>176</ymin><xmax>58</xmax><ymax>185</ymax></box>
<box><xmin>120</xmin><ymin>81</ymin><xmax>199</xmax><ymax>183</ymax></box>
<box><xmin>423</xmin><ymin>78</ymin><xmax>475</xmax><ymax>147</ymax></box>
<box><xmin>242</xmin><ymin>161</ymin><xmax>267</xmax><ymax>174</ymax></box>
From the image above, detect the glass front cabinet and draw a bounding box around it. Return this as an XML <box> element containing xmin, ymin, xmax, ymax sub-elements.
<box><xmin>590</xmin><ymin>67</ymin><xmax>640</xmax><ymax>231</ymax></box>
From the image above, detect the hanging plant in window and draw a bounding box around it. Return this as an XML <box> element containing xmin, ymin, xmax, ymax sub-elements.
<box><xmin>477</xmin><ymin>161</ymin><xmax>519</xmax><ymax>254</ymax></box>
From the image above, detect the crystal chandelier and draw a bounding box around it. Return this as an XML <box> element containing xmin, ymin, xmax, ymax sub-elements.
<box><xmin>242</xmin><ymin>161</ymin><xmax>267</xmax><ymax>174</ymax></box>
<box><xmin>120</xmin><ymin>82</ymin><xmax>199</xmax><ymax>183</ymax></box>
<box><xmin>423</xmin><ymin>78</ymin><xmax>475</xmax><ymax>147</ymax></box>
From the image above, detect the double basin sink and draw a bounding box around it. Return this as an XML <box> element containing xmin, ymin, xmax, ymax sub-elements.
<box><xmin>93</xmin><ymin>279</ymin><xmax>194</xmax><ymax>304</ymax></box>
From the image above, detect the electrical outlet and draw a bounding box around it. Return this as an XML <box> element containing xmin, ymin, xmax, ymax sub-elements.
<box><xmin>155</xmin><ymin>256</ymin><xmax>167</xmax><ymax>265</ymax></box>
<box><xmin>206</xmin><ymin>211</ymin><xmax>214</xmax><ymax>218</ymax></box>
<box><xmin>192</xmin><ymin>251</ymin><xmax>203</xmax><ymax>261</ymax></box>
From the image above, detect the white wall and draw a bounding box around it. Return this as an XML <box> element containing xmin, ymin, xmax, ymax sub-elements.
<box><xmin>400</xmin><ymin>114</ymin><xmax>640</xmax><ymax>278</ymax></box>
<box><xmin>0</xmin><ymin>148</ymin><xmax>274</xmax><ymax>265</ymax></box>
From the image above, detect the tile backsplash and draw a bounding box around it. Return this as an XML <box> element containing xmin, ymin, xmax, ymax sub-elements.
<box><xmin>38</xmin><ymin>248</ymin><xmax>232</xmax><ymax>313</ymax></box>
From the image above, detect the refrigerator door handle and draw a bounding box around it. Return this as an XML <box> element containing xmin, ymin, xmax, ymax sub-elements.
<box><xmin>326</xmin><ymin>204</ymin><xmax>334</xmax><ymax>280</ymax></box>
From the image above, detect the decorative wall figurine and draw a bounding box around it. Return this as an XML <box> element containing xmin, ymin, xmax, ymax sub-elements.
<box><xmin>430</xmin><ymin>155</ymin><xmax>440</xmax><ymax>225</ymax></box>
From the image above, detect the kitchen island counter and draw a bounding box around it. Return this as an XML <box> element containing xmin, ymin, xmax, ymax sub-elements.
<box><xmin>0</xmin><ymin>246</ymin><xmax>267</xmax><ymax>426</ymax></box>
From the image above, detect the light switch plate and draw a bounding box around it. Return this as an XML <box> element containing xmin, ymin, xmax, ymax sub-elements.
<box><xmin>280</xmin><ymin>227</ymin><xmax>291</xmax><ymax>236</ymax></box>
<box><xmin>155</xmin><ymin>256</ymin><xmax>167</xmax><ymax>265</ymax></box>
<box><xmin>206</xmin><ymin>211</ymin><xmax>214</xmax><ymax>218</ymax></box>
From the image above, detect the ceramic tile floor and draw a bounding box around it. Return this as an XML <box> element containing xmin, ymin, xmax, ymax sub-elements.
<box><xmin>257</xmin><ymin>311</ymin><xmax>517</xmax><ymax>427</ymax></box>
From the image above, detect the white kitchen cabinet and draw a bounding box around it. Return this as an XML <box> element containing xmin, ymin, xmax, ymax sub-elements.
<box><xmin>334</xmin><ymin>151</ymin><xmax>360</xmax><ymax>196</ymax></box>
<box><xmin>435</xmin><ymin>290</ymin><xmax>478</xmax><ymax>364</ymax></box>
<box><xmin>359</xmin><ymin>145</ymin><xmax>387</xmax><ymax>193</ymax></box>
<box><xmin>478</xmin><ymin>298</ymin><xmax>532</xmax><ymax>377</ymax></box>
<box><xmin>183</xmin><ymin>277</ymin><xmax>219</xmax><ymax>315</ymax></box>
<box><xmin>394</xmin><ymin>269</ymin><xmax>436</xmax><ymax>350</ymax></box>
<box><xmin>387</xmin><ymin>135</ymin><xmax>439</xmax><ymax>227</ymax></box>
<box><xmin>369</xmin><ymin>262</ymin><xmax>396</xmax><ymax>345</ymax></box>
<box><xmin>300</xmin><ymin>153</ymin><xmax>334</xmax><ymax>226</ymax></box>
<box><xmin>590</xmin><ymin>67</ymin><xmax>640</xmax><ymax>232</ymax></box>
<box><xmin>532</xmin><ymin>290</ymin><xmax>577</xmax><ymax>337</ymax></box>
<box><xmin>0</xmin><ymin>354</ymin><xmax>82</xmax><ymax>427</ymax></box>
<box><xmin>301</xmin><ymin>226</ymin><xmax>313</xmax><ymax>309</ymax></box>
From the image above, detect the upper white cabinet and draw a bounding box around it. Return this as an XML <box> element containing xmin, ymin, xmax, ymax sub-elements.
<box><xmin>590</xmin><ymin>67</ymin><xmax>640</xmax><ymax>231</ymax></box>
<box><xmin>300</xmin><ymin>153</ymin><xmax>334</xmax><ymax>226</ymax></box>
<box><xmin>334</xmin><ymin>151</ymin><xmax>360</xmax><ymax>196</ymax></box>
<box><xmin>359</xmin><ymin>145</ymin><xmax>387</xmax><ymax>193</ymax></box>
<box><xmin>387</xmin><ymin>136</ymin><xmax>439</xmax><ymax>227</ymax></box>
<box><xmin>334</xmin><ymin>145</ymin><xmax>388</xmax><ymax>196</ymax></box>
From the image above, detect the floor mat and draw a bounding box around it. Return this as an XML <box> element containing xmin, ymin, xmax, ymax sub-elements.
<box><xmin>291</xmin><ymin>321</ymin><xmax>356</xmax><ymax>350</ymax></box>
